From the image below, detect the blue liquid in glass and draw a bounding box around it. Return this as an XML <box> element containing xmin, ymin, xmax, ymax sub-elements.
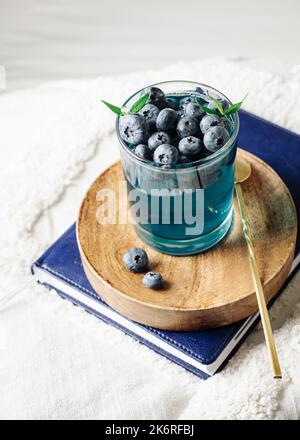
<box><xmin>121</xmin><ymin>93</ymin><xmax>237</xmax><ymax>255</ymax></box>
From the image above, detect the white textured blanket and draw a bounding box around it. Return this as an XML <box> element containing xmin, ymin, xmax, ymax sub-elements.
<box><xmin>1</xmin><ymin>59</ymin><xmax>300</xmax><ymax>420</ymax></box>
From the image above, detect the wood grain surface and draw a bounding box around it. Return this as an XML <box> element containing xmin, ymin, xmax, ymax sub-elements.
<box><xmin>76</xmin><ymin>149</ymin><xmax>297</xmax><ymax>331</ymax></box>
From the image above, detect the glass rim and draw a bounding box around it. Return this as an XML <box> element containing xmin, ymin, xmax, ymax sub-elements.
<box><xmin>116</xmin><ymin>80</ymin><xmax>239</xmax><ymax>171</ymax></box>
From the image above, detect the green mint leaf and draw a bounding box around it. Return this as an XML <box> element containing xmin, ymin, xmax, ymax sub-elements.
<box><xmin>224</xmin><ymin>94</ymin><xmax>248</xmax><ymax>116</ymax></box>
<box><xmin>224</xmin><ymin>102</ymin><xmax>243</xmax><ymax>115</ymax></box>
<box><xmin>101</xmin><ymin>100</ymin><xmax>124</xmax><ymax>116</ymax></box>
<box><xmin>129</xmin><ymin>93</ymin><xmax>150</xmax><ymax>114</ymax></box>
<box><xmin>211</xmin><ymin>97</ymin><xmax>224</xmax><ymax>116</ymax></box>
<box><xmin>203</xmin><ymin>107</ymin><xmax>220</xmax><ymax>116</ymax></box>
<box><xmin>195</xmin><ymin>98</ymin><xmax>219</xmax><ymax>116</ymax></box>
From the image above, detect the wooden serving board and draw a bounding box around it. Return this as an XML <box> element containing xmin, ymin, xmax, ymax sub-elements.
<box><xmin>76</xmin><ymin>149</ymin><xmax>297</xmax><ymax>331</ymax></box>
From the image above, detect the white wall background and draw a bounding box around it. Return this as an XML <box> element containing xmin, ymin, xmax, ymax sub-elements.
<box><xmin>0</xmin><ymin>0</ymin><xmax>300</xmax><ymax>89</ymax></box>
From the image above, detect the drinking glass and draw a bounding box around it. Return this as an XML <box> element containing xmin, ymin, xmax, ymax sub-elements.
<box><xmin>117</xmin><ymin>81</ymin><xmax>239</xmax><ymax>256</ymax></box>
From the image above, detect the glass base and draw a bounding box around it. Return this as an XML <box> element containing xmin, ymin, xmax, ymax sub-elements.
<box><xmin>135</xmin><ymin>209</ymin><xmax>233</xmax><ymax>256</ymax></box>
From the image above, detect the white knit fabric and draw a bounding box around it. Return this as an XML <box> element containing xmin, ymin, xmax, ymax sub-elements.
<box><xmin>1</xmin><ymin>58</ymin><xmax>300</xmax><ymax>420</ymax></box>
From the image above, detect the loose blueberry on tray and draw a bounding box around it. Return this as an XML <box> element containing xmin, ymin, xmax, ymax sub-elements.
<box><xmin>123</xmin><ymin>247</ymin><xmax>149</xmax><ymax>273</ymax></box>
<box><xmin>123</xmin><ymin>248</ymin><xmax>164</xmax><ymax>290</ymax></box>
<box><xmin>143</xmin><ymin>272</ymin><xmax>164</xmax><ymax>290</ymax></box>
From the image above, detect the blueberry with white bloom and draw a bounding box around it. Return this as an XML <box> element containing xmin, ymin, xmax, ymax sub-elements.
<box><xmin>148</xmin><ymin>131</ymin><xmax>171</xmax><ymax>152</ymax></box>
<box><xmin>179</xmin><ymin>96</ymin><xmax>194</xmax><ymax>110</ymax></box>
<box><xmin>153</xmin><ymin>144</ymin><xmax>178</xmax><ymax>166</ymax></box>
<box><xmin>184</xmin><ymin>102</ymin><xmax>205</xmax><ymax>120</ymax></box>
<box><xmin>133</xmin><ymin>144</ymin><xmax>152</xmax><ymax>161</ymax></box>
<box><xmin>145</xmin><ymin>86</ymin><xmax>166</xmax><ymax>109</ymax></box>
<box><xmin>138</xmin><ymin>103</ymin><xmax>159</xmax><ymax>131</ymax></box>
<box><xmin>200</xmin><ymin>114</ymin><xmax>225</xmax><ymax>134</ymax></box>
<box><xmin>207</xmin><ymin>98</ymin><xmax>230</xmax><ymax>112</ymax></box>
<box><xmin>123</xmin><ymin>247</ymin><xmax>148</xmax><ymax>273</ymax></box>
<box><xmin>156</xmin><ymin>108</ymin><xmax>178</xmax><ymax>133</ymax></box>
<box><xmin>143</xmin><ymin>272</ymin><xmax>164</xmax><ymax>290</ymax></box>
<box><xmin>179</xmin><ymin>136</ymin><xmax>203</xmax><ymax>157</ymax></box>
<box><xmin>119</xmin><ymin>114</ymin><xmax>149</xmax><ymax>145</ymax></box>
<box><xmin>203</xmin><ymin>126</ymin><xmax>230</xmax><ymax>152</ymax></box>
<box><xmin>177</xmin><ymin>116</ymin><xmax>200</xmax><ymax>138</ymax></box>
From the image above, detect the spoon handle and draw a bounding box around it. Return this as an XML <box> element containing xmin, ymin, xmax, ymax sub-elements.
<box><xmin>235</xmin><ymin>182</ymin><xmax>282</xmax><ymax>379</ymax></box>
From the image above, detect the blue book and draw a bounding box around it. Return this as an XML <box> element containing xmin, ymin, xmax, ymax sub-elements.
<box><xmin>32</xmin><ymin>110</ymin><xmax>300</xmax><ymax>379</ymax></box>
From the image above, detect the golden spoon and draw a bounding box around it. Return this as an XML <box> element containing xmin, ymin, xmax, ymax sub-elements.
<box><xmin>235</xmin><ymin>156</ymin><xmax>282</xmax><ymax>379</ymax></box>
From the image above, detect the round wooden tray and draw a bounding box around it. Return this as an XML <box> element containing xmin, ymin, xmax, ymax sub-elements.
<box><xmin>76</xmin><ymin>149</ymin><xmax>297</xmax><ymax>331</ymax></box>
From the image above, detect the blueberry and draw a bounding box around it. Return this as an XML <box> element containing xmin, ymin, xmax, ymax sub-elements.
<box><xmin>145</xmin><ymin>86</ymin><xmax>166</xmax><ymax>109</ymax></box>
<box><xmin>194</xmin><ymin>86</ymin><xmax>205</xmax><ymax>95</ymax></box>
<box><xmin>207</xmin><ymin>98</ymin><xmax>229</xmax><ymax>112</ymax></box>
<box><xmin>184</xmin><ymin>102</ymin><xmax>205</xmax><ymax>120</ymax></box>
<box><xmin>148</xmin><ymin>131</ymin><xmax>171</xmax><ymax>152</ymax></box>
<box><xmin>177</xmin><ymin>154</ymin><xmax>191</xmax><ymax>164</ymax></box>
<box><xmin>156</xmin><ymin>108</ymin><xmax>178</xmax><ymax>133</ymax></box>
<box><xmin>200</xmin><ymin>114</ymin><xmax>225</xmax><ymax>134</ymax></box>
<box><xmin>203</xmin><ymin>126</ymin><xmax>230</xmax><ymax>152</ymax></box>
<box><xmin>119</xmin><ymin>114</ymin><xmax>149</xmax><ymax>145</ymax></box>
<box><xmin>123</xmin><ymin>247</ymin><xmax>148</xmax><ymax>273</ymax></box>
<box><xmin>143</xmin><ymin>272</ymin><xmax>164</xmax><ymax>289</ymax></box>
<box><xmin>179</xmin><ymin>96</ymin><xmax>194</xmax><ymax>110</ymax></box>
<box><xmin>178</xmin><ymin>136</ymin><xmax>203</xmax><ymax>157</ymax></box>
<box><xmin>166</xmin><ymin>97</ymin><xmax>178</xmax><ymax>110</ymax></box>
<box><xmin>153</xmin><ymin>144</ymin><xmax>178</xmax><ymax>166</ymax></box>
<box><xmin>138</xmin><ymin>103</ymin><xmax>159</xmax><ymax>131</ymax></box>
<box><xmin>177</xmin><ymin>116</ymin><xmax>200</xmax><ymax>138</ymax></box>
<box><xmin>133</xmin><ymin>144</ymin><xmax>152</xmax><ymax>161</ymax></box>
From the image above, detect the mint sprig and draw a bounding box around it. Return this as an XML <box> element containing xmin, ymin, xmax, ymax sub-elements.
<box><xmin>101</xmin><ymin>100</ymin><xmax>125</xmax><ymax>116</ymax></box>
<box><xmin>101</xmin><ymin>93</ymin><xmax>149</xmax><ymax>116</ymax></box>
<box><xmin>129</xmin><ymin>93</ymin><xmax>149</xmax><ymax>113</ymax></box>
<box><xmin>211</xmin><ymin>97</ymin><xmax>225</xmax><ymax>116</ymax></box>
<box><xmin>224</xmin><ymin>94</ymin><xmax>248</xmax><ymax>116</ymax></box>
<box><xmin>196</xmin><ymin>94</ymin><xmax>248</xmax><ymax>118</ymax></box>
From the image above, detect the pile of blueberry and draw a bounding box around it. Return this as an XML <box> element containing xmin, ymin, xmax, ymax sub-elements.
<box><xmin>119</xmin><ymin>86</ymin><xmax>231</xmax><ymax>167</ymax></box>
<box><xmin>123</xmin><ymin>247</ymin><xmax>164</xmax><ymax>290</ymax></box>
